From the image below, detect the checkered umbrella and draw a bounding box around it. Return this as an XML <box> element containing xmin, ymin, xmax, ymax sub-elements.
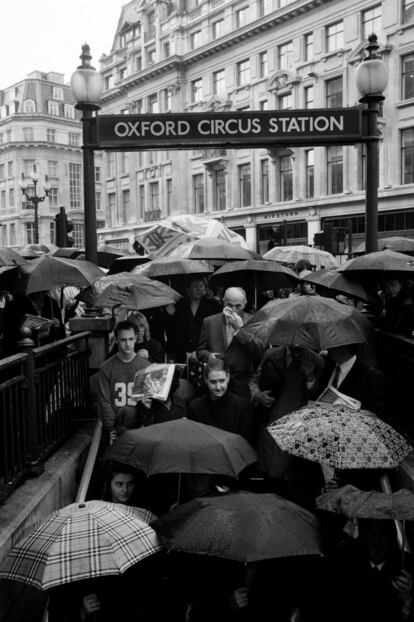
<box><xmin>267</xmin><ymin>402</ymin><xmax>413</xmax><ymax>470</ymax></box>
<box><xmin>0</xmin><ymin>501</ymin><xmax>162</xmax><ymax>590</ymax></box>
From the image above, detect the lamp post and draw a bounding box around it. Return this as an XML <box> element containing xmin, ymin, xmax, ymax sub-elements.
<box><xmin>19</xmin><ymin>166</ymin><xmax>51</xmax><ymax>244</ymax></box>
<box><xmin>71</xmin><ymin>44</ymin><xmax>103</xmax><ymax>264</ymax></box>
<box><xmin>356</xmin><ymin>34</ymin><xmax>389</xmax><ymax>254</ymax></box>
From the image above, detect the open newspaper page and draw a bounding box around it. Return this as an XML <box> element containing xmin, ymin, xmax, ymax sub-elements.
<box><xmin>131</xmin><ymin>363</ymin><xmax>175</xmax><ymax>402</ymax></box>
<box><xmin>316</xmin><ymin>385</ymin><xmax>361</xmax><ymax>411</ymax></box>
<box><xmin>20</xmin><ymin>314</ymin><xmax>54</xmax><ymax>336</ymax></box>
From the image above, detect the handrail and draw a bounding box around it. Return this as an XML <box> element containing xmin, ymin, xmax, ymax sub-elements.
<box><xmin>0</xmin><ymin>352</ymin><xmax>27</xmax><ymax>370</ymax></box>
<box><xmin>33</xmin><ymin>331</ymin><xmax>91</xmax><ymax>356</ymax></box>
<box><xmin>75</xmin><ymin>420</ymin><xmax>103</xmax><ymax>503</ymax></box>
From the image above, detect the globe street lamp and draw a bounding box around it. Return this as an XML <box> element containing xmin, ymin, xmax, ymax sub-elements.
<box><xmin>19</xmin><ymin>165</ymin><xmax>51</xmax><ymax>244</ymax></box>
<box><xmin>71</xmin><ymin>43</ymin><xmax>103</xmax><ymax>264</ymax></box>
<box><xmin>356</xmin><ymin>34</ymin><xmax>389</xmax><ymax>254</ymax></box>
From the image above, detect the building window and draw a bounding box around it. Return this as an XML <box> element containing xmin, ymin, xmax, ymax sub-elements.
<box><xmin>50</xmin><ymin>221</ymin><xmax>56</xmax><ymax>245</ymax></box>
<box><xmin>327</xmin><ymin>146</ymin><xmax>343</xmax><ymax>194</ymax></box>
<box><xmin>326</xmin><ymin>77</ymin><xmax>343</xmax><ymax>107</ymax></box>
<box><xmin>23</xmin><ymin>127</ymin><xmax>34</xmax><ymax>141</ymax></box>
<box><xmin>326</xmin><ymin>22</ymin><xmax>343</xmax><ymax>52</ymax></box>
<box><xmin>48</xmin><ymin>187</ymin><xmax>58</xmax><ymax>207</ymax></box>
<box><xmin>52</xmin><ymin>87</ymin><xmax>64</xmax><ymax>100</ymax></box>
<box><xmin>403</xmin><ymin>0</ymin><xmax>414</xmax><ymax>23</ymax></box>
<box><xmin>108</xmin><ymin>153</ymin><xmax>116</xmax><ymax>177</ymax></box>
<box><xmin>73</xmin><ymin>224</ymin><xmax>84</xmax><ymax>248</ymax></box>
<box><xmin>0</xmin><ymin>164</ymin><xmax>4</xmax><ymax>180</ymax></box>
<box><xmin>166</xmin><ymin>179</ymin><xmax>172</xmax><ymax>215</ymax></box>
<box><xmin>402</xmin><ymin>128</ymin><xmax>414</xmax><ymax>184</ymax></box>
<box><xmin>162</xmin><ymin>88</ymin><xmax>172</xmax><ymax>112</ymax></box>
<box><xmin>362</xmin><ymin>5</ymin><xmax>381</xmax><ymax>39</ymax></box>
<box><xmin>22</xmin><ymin>99</ymin><xmax>36</xmax><ymax>113</ymax></box>
<box><xmin>238</xmin><ymin>163</ymin><xmax>251</xmax><ymax>207</ymax></box>
<box><xmin>94</xmin><ymin>166</ymin><xmax>101</xmax><ymax>182</ymax></box>
<box><xmin>118</xmin><ymin>67</ymin><xmax>127</xmax><ymax>81</ymax></box>
<box><xmin>260</xmin><ymin>159</ymin><xmax>269</xmax><ymax>204</ymax></box>
<box><xmin>96</xmin><ymin>192</ymin><xmax>101</xmax><ymax>211</ymax></box>
<box><xmin>69</xmin><ymin>163</ymin><xmax>81</xmax><ymax>208</ymax></box>
<box><xmin>48</xmin><ymin>160</ymin><xmax>58</xmax><ymax>177</ymax></box>
<box><xmin>6</xmin><ymin>130</ymin><xmax>12</xmax><ymax>143</ymax></box>
<box><xmin>149</xmin><ymin>182</ymin><xmax>159</xmax><ymax>211</ymax></box>
<box><xmin>64</xmin><ymin>104</ymin><xmax>75</xmax><ymax>119</ymax></box>
<box><xmin>147</xmin><ymin>11</ymin><xmax>156</xmax><ymax>39</ymax></box>
<box><xmin>47</xmin><ymin>129</ymin><xmax>56</xmax><ymax>143</ymax></box>
<box><xmin>0</xmin><ymin>135</ymin><xmax>3</xmax><ymax>145</ymax></box>
<box><xmin>213</xmin><ymin>168</ymin><xmax>226</xmax><ymax>211</ymax></box>
<box><xmin>8</xmin><ymin>161</ymin><xmax>13</xmax><ymax>178</ymax></box>
<box><xmin>193</xmin><ymin>174</ymin><xmax>204</xmax><ymax>213</ymax></box>
<box><xmin>147</xmin><ymin>48</ymin><xmax>156</xmax><ymax>65</ymax></box>
<box><xmin>104</xmin><ymin>74</ymin><xmax>114</xmax><ymax>90</ymax></box>
<box><xmin>259</xmin><ymin>51</ymin><xmax>268</xmax><ymax>78</ymax></box>
<box><xmin>259</xmin><ymin>100</ymin><xmax>268</xmax><ymax>110</ymax></box>
<box><xmin>304</xmin><ymin>85</ymin><xmax>314</xmax><ymax>108</ymax></box>
<box><xmin>258</xmin><ymin>0</ymin><xmax>265</xmax><ymax>17</ymax></box>
<box><xmin>121</xmin><ymin>189</ymin><xmax>130</xmax><ymax>224</ymax></box>
<box><xmin>237</xmin><ymin>59</ymin><xmax>250</xmax><ymax>86</ymax></box>
<box><xmin>132</xmin><ymin>99</ymin><xmax>143</xmax><ymax>114</ymax></box>
<box><xmin>402</xmin><ymin>54</ymin><xmax>414</xmax><ymax>100</ymax></box>
<box><xmin>26</xmin><ymin>223</ymin><xmax>35</xmax><ymax>244</ymax></box>
<box><xmin>10</xmin><ymin>223</ymin><xmax>16</xmax><ymax>246</ymax></box>
<box><xmin>279</xmin><ymin>42</ymin><xmax>293</xmax><ymax>70</ymax></box>
<box><xmin>69</xmin><ymin>132</ymin><xmax>80</xmax><ymax>147</ymax></box>
<box><xmin>107</xmin><ymin>193</ymin><xmax>116</xmax><ymax>225</ymax></box>
<box><xmin>191</xmin><ymin>78</ymin><xmax>203</xmax><ymax>103</ymax></box>
<box><xmin>279</xmin><ymin>93</ymin><xmax>293</xmax><ymax>109</ymax></box>
<box><xmin>139</xmin><ymin>184</ymin><xmax>145</xmax><ymax>218</ymax></box>
<box><xmin>359</xmin><ymin>144</ymin><xmax>367</xmax><ymax>190</ymax></box>
<box><xmin>236</xmin><ymin>6</ymin><xmax>249</xmax><ymax>27</ymax></box>
<box><xmin>48</xmin><ymin>101</ymin><xmax>60</xmax><ymax>116</ymax></box>
<box><xmin>213</xmin><ymin>70</ymin><xmax>225</xmax><ymax>96</ymax></box>
<box><xmin>304</xmin><ymin>33</ymin><xmax>314</xmax><ymax>62</ymax></box>
<box><xmin>23</xmin><ymin>159</ymin><xmax>35</xmax><ymax>176</ymax></box>
<box><xmin>8</xmin><ymin>188</ymin><xmax>14</xmax><ymax>207</ymax></box>
<box><xmin>1</xmin><ymin>190</ymin><xmax>5</xmax><ymax>209</ymax></box>
<box><xmin>280</xmin><ymin>155</ymin><xmax>293</xmax><ymax>201</ymax></box>
<box><xmin>306</xmin><ymin>150</ymin><xmax>314</xmax><ymax>198</ymax></box>
<box><xmin>212</xmin><ymin>19</ymin><xmax>224</xmax><ymax>39</ymax></box>
<box><xmin>148</xmin><ymin>93</ymin><xmax>159</xmax><ymax>113</ymax></box>
<box><xmin>190</xmin><ymin>30</ymin><xmax>201</xmax><ymax>49</ymax></box>
<box><xmin>135</xmin><ymin>55</ymin><xmax>142</xmax><ymax>72</ymax></box>
<box><xmin>163</xmin><ymin>41</ymin><xmax>170</xmax><ymax>58</ymax></box>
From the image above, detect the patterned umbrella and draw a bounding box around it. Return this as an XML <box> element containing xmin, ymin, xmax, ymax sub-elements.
<box><xmin>0</xmin><ymin>501</ymin><xmax>161</xmax><ymax>590</ymax></box>
<box><xmin>263</xmin><ymin>245</ymin><xmax>337</xmax><ymax>270</ymax></box>
<box><xmin>151</xmin><ymin>491</ymin><xmax>323</xmax><ymax>563</ymax></box>
<box><xmin>267</xmin><ymin>402</ymin><xmax>413</xmax><ymax>470</ymax></box>
<box><xmin>316</xmin><ymin>484</ymin><xmax>414</xmax><ymax>520</ymax></box>
<box><xmin>237</xmin><ymin>296</ymin><xmax>371</xmax><ymax>350</ymax></box>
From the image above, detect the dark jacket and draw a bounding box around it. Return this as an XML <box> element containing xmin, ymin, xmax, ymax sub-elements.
<box><xmin>379</xmin><ymin>289</ymin><xmax>414</xmax><ymax>337</ymax></box>
<box><xmin>187</xmin><ymin>391</ymin><xmax>253</xmax><ymax>443</ymax></box>
<box><xmin>197</xmin><ymin>311</ymin><xmax>252</xmax><ymax>362</ymax></box>
<box><xmin>174</xmin><ymin>296</ymin><xmax>220</xmax><ymax>362</ymax></box>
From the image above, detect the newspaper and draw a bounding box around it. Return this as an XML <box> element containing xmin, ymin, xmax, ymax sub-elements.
<box><xmin>20</xmin><ymin>314</ymin><xmax>54</xmax><ymax>336</ymax></box>
<box><xmin>316</xmin><ymin>385</ymin><xmax>361</xmax><ymax>411</ymax></box>
<box><xmin>131</xmin><ymin>363</ymin><xmax>176</xmax><ymax>402</ymax></box>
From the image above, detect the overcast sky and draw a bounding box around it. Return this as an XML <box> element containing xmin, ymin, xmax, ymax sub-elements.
<box><xmin>1</xmin><ymin>0</ymin><xmax>124</xmax><ymax>89</ymax></box>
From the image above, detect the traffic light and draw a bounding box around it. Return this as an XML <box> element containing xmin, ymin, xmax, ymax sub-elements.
<box><xmin>313</xmin><ymin>232</ymin><xmax>324</xmax><ymax>247</ymax></box>
<box><xmin>55</xmin><ymin>206</ymin><xmax>74</xmax><ymax>247</ymax></box>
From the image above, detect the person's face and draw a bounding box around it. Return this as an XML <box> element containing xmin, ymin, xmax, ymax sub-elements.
<box><xmin>164</xmin><ymin>304</ymin><xmax>176</xmax><ymax>316</ymax></box>
<box><xmin>110</xmin><ymin>473</ymin><xmax>136</xmax><ymax>504</ymax></box>
<box><xmin>135</xmin><ymin>322</ymin><xmax>146</xmax><ymax>343</ymax></box>
<box><xmin>383</xmin><ymin>279</ymin><xmax>402</xmax><ymax>298</ymax></box>
<box><xmin>187</xmin><ymin>280</ymin><xmax>205</xmax><ymax>301</ymax></box>
<box><xmin>223</xmin><ymin>292</ymin><xmax>246</xmax><ymax>316</ymax></box>
<box><xmin>301</xmin><ymin>282</ymin><xmax>316</xmax><ymax>295</ymax></box>
<box><xmin>116</xmin><ymin>329</ymin><xmax>137</xmax><ymax>357</ymax></box>
<box><xmin>206</xmin><ymin>369</ymin><xmax>229</xmax><ymax>399</ymax></box>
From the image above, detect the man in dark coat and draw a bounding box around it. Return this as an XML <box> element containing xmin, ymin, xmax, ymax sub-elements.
<box><xmin>173</xmin><ymin>277</ymin><xmax>220</xmax><ymax>363</ymax></box>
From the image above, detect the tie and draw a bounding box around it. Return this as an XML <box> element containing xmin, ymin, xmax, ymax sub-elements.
<box><xmin>332</xmin><ymin>364</ymin><xmax>341</xmax><ymax>388</ymax></box>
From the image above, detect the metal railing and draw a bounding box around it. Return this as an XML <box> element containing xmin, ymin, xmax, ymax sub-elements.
<box><xmin>0</xmin><ymin>332</ymin><xmax>91</xmax><ymax>503</ymax></box>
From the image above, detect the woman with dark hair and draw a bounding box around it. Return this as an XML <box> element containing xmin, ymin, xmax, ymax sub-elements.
<box><xmin>101</xmin><ymin>461</ymin><xmax>141</xmax><ymax>505</ymax></box>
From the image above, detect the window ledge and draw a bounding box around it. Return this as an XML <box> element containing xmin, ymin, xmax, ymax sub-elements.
<box><xmin>395</xmin><ymin>98</ymin><xmax>414</xmax><ymax>109</ymax></box>
<box><xmin>321</xmin><ymin>47</ymin><xmax>350</xmax><ymax>62</ymax></box>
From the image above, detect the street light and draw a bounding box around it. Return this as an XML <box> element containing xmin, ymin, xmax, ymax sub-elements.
<box><xmin>355</xmin><ymin>33</ymin><xmax>389</xmax><ymax>254</ymax></box>
<box><xmin>19</xmin><ymin>165</ymin><xmax>51</xmax><ymax>244</ymax></box>
<box><xmin>70</xmin><ymin>43</ymin><xmax>103</xmax><ymax>264</ymax></box>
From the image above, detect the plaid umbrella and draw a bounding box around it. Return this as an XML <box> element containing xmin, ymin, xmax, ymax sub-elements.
<box><xmin>263</xmin><ymin>245</ymin><xmax>337</xmax><ymax>269</ymax></box>
<box><xmin>267</xmin><ymin>402</ymin><xmax>413</xmax><ymax>470</ymax></box>
<box><xmin>0</xmin><ymin>501</ymin><xmax>161</xmax><ymax>590</ymax></box>
<box><xmin>316</xmin><ymin>484</ymin><xmax>414</xmax><ymax>520</ymax></box>
<box><xmin>105</xmin><ymin>418</ymin><xmax>257</xmax><ymax>477</ymax></box>
<box><xmin>151</xmin><ymin>491</ymin><xmax>323</xmax><ymax>563</ymax></box>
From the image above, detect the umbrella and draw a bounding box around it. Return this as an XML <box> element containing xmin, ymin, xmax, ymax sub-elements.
<box><xmin>0</xmin><ymin>247</ymin><xmax>27</xmax><ymax>267</ymax></box>
<box><xmin>20</xmin><ymin>243</ymin><xmax>58</xmax><ymax>257</ymax></box>
<box><xmin>10</xmin><ymin>256</ymin><xmax>105</xmax><ymax>294</ymax></box>
<box><xmin>379</xmin><ymin>237</ymin><xmax>414</xmax><ymax>254</ymax></box>
<box><xmin>105</xmin><ymin>418</ymin><xmax>257</xmax><ymax>478</ymax></box>
<box><xmin>267</xmin><ymin>402</ymin><xmax>413</xmax><ymax>470</ymax></box>
<box><xmin>107</xmin><ymin>255</ymin><xmax>151</xmax><ymax>275</ymax></box>
<box><xmin>237</xmin><ymin>296</ymin><xmax>371</xmax><ymax>350</ymax></box>
<box><xmin>263</xmin><ymin>245</ymin><xmax>337</xmax><ymax>270</ymax></box>
<box><xmin>316</xmin><ymin>484</ymin><xmax>414</xmax><ymax>520</ymax></box>
<box><xmin>0</xmin><ymin>501</ymin><xmax>161</xmax><ymax>590</ymax></box>
<box><xmin>151</xmin><ymin>491</ymin><xmax>323</xmax><ymax>563</ymax></box>
<box><xmin>97</xmin><ymin>244</ymin><xmax>135</xmax><ymax>269</ymax></box>
<box><xmin>49</xmin><ymin>247</ymin><xmax>86</xmax><ymax>259</ymax></box>
<box><xmin>168</xmin><ymin>238</ymin><xmax>252</xmax><ymax>262</ymax></box>
<box><xmin>300</xmin><ymin>269</ymin><xmax>377</xmax><ymax>303</ymax></box>
<box><xmin>93</xmin><ymin>276</ymin><xmax>181</xmax><ymax>311</ymax></box>
<box><xmin>341</xmin><ymin>250</ymin><xmax>414</xmax><ymax>276</ymax></box>
<box><xmin>136</xmin><ymin>257</ymin><xmax>213</xmax><ymax>279</ymax></box>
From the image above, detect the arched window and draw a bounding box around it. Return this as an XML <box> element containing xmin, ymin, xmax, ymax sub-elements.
<box><xmin>22</xmin><ymin>99</ymin><xmax>36</xmax><ymax>113</ymax></box>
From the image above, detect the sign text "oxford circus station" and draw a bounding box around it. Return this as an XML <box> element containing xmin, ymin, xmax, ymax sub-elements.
<box><xmin>95</xmin><ymin>109</ymin><xmax>363</xmax><ymax>149</ymax></box>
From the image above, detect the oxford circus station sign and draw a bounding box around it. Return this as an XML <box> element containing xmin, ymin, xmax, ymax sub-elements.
<box><xmin>94</xmin><ymin>109</ymin><xmax>363</xmax><ymax>150</ymax></box>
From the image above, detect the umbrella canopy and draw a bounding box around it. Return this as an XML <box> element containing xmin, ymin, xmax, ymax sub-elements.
<box><xmin>151</xmin><ymin>491</ymin><xmax>323</xmax><ymax>563</ymax></box>
<box><xmin>20</xmin><ymin>243</ymin><xmax>58</xmax><ymax>257</ymax></box>
<box><xmin>211</xmin><ymin>259</ymin><xmax>298</xmax><ymax>290</ymax></box>
<box><xmin>341</xmin><ymin>250</ymin><xmax>414</xmax><ymax>277</ymax></box>
<box><xmin>263</xmin><ymin>245</ymin><xmax>337</xmax><ymax>270</ymax></box>
<box><xmin>10</xmin><ymin>256</ymin><xmax>105</xmax><ymax>294</ymax></box>
<box><xmin>49</xmin><ymin>247</ymin><xmax>85</xmax><ymax>259</ymax></box>
<box><xmin>168</xmin><ymin>238</ymin><xmax>252</xmax><ymax>262</ymax></box>
<box><xmin>136</xmin><ymin>257</ymin><xmax>213</xmax><ymax>279</ymax></box>
<box><xmin>0</xmin><ymin>247</ymin><xmax>27</xmax><ymax>267</ymax></box>
<box><xmin>379</xmin><ymin>237</ymin><xmax>414</xmax><ymax>254</ymax></box>
<box><xmin>237</xmin><ymin>296</ymin><xmax>371</xmax><ymax>350</ymax></box>
<box><xmin>267</xmin><ymin>402</ymin><xmax>413</xmax><ymax>470</ymax></box>
<box><xmin>107</xmin><ymin>255</ymin><xmax>151</xmax><ymax>275</ymax></box>
<box><xmin>105</xmin><ymin>418</ymin><xmax>257</xmax><ymax>478</ymax></box>
<box><xmin>300</xmin><ymin>269</ymin><xmax>377</xmax><ymax>303</ymax></box>
<box><xmin>0</xmin><ymin>501</ymin><xmax>161</xmax><ymax>590</ymax></box>
<box><xmin>94</xmin><ymin>276</ymin><xmax>181</xmax><ymax>310</ymax></box>
<box><xmin>316</xmin><ymin>484</ymin><xmax>414</xmax><ymax>520</ymax></box>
